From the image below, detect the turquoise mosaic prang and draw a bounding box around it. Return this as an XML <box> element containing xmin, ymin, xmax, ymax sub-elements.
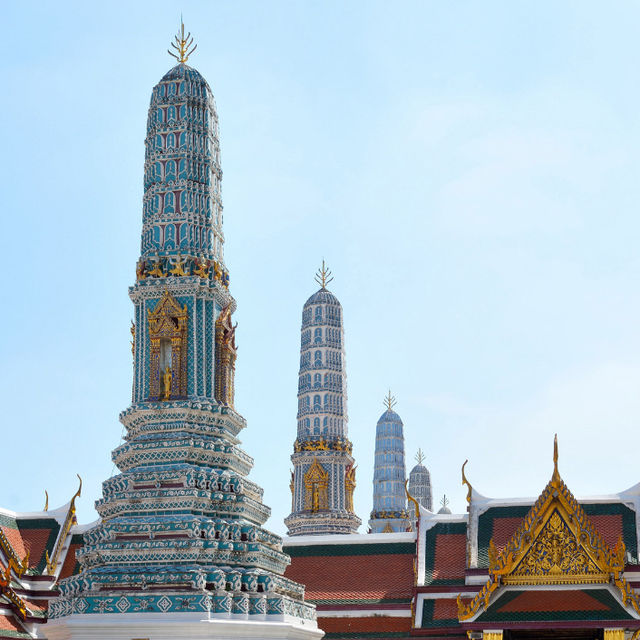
<box><xmin>49</xmin><ymin>59</ymin><xmax>315</xmax><ymax>627</ymax></box>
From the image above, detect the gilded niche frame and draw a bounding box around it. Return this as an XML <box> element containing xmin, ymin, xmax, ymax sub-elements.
<box><xmin>147</xmin><ymin>290</ymin><xmax>188</xmax><ymax>401</ymax></box>
<box><xmin>304</xmin><ymin>458</ymin><xmax>329</xmax><ymax>512</ymax></box>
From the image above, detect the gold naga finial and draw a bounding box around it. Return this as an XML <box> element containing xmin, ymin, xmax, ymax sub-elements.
<box><xmin>168</xmin><ymin>20</ymin><xmax>197</xmax><ymax>64</ymax></box>
<box><xmin>552</xmin><ymin>433</ymin><xmax>560</xmax><ymax>483</ymax></box>
<box><xmin>415</xmin><ymin>448</ymin><xmax>426</xmax><ymax>465</ymax></box>
<box><xmin>404</xmin><ymin>480</ymin><xmax>420</xmax><ymax>519</ymax></box>
<box><xmin>461</xmin><ymin>459</ymin><xmax>472</xmax><ymax>505</ymax></box>
<box><xmin>314</xmin><ymin>260</ymin><xmax>334</xmax><ymax>289</ymax></box>
<box><xmin>384</xmin><ymin>390</ymin><xmax>397</xmax><ymax>411</ymax></box>
<box><xmin>44</xmin><ymin>490</ymin><xmax>48</xmax><ymax>512</ymax></box>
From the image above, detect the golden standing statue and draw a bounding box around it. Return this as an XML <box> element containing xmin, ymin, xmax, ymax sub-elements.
<box><xmin>345</xmin><ymin>464</ymin><xmax>357</xmax><ymax>513</ymax></box>
<box><xmin>163</xmin><ymin>366</ymin><xmax>172</xmax><ymax>401</ymax></box>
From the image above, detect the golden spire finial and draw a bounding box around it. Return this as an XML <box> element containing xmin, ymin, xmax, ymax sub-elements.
<box><xmin>415</xmin><ymin>448</ymin><xmax>425</xmax><ymax>465</ymax></box>
<box><xmin>168</xmin><ymin>20</ymin><xmax>197</xmax><ymax>64</ymax></box>
<box><xmin>384</xmin><ymin>390</ymin><xmax>397</xmax><ymax>411</ymax></box>
<box><xmin>314</xmin><ymin>260</ymin><xmax>333</xmax><ymax>289</ymax></box>
<box><xmin>552</xmin><ymin>433</ymin><xmax>560</xmax><ymax>483</ymax></box>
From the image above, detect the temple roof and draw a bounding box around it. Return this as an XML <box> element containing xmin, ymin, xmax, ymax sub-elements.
<box><xmin>284</xmin><ymin>533</ymin><xmax>415</xmax><ymax>606</ymax></box>
<box><xmin>457</xmin><ymin>437</ymin><xmax>640</xmax><ymax>627</ymax></box>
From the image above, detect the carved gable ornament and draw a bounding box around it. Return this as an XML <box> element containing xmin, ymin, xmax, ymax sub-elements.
<box><xmin>506</xmin><ymin>509</ymin><xmax>602</xmax><ymax>583</ymax></box>
<box><xmin>305</xmin><ymin>458</ymin><xmax>328</xmax><ymax>484</ymax></box>
<box><xmin>458</xmin><ymin>436</ymin><xmax>640</xmax><ymax>622</ymax></box>
<box><xmin>148</xmin><ymin>289</ymin><xmax>188</xmax><ymax>338</ymax></box>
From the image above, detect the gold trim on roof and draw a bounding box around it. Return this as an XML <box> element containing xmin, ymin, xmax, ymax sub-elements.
<box><xmin>0</xmin><ymin>530</ymin><xmax>29</xmax><ymax>579</ymax></box>
<box><xmin>0</xmin><ymin>565</ymin><xmax>27</xmax><ymax>619</ymax></box>
<box><xmin>458</xmin><ymin>436</ymin><xmax>640</xmax><ymax>621</ymax></box>
<box><xmin>46</xmin><ymin>475</ymin><xmax>81</xmax><ymax>576</ymax></box>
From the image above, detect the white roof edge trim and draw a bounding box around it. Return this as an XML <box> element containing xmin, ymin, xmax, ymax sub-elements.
<box><xmin>475</xmin><ymin>491</ymin><xmax>634</xmax><ymax>512</ymax></box>
<box><xmin>420</xmin><ymin>513</ymin><xmax>468</xmax><ymax>534</ymax></box>
<box><xmin>0</xmin><ymin>502</ymin><xmax>71</xmax><ymax>526</ymax></box>
<box><xmin>71</xmin><ymin>519</ymin><xmax>101</xmax><ymax>534</ymax></box>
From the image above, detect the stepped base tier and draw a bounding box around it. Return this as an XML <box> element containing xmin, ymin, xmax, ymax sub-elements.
<box><xmin>46</xmin><ymin>613</ymin><xmax>321</xmax><ymax>640</ymax></box>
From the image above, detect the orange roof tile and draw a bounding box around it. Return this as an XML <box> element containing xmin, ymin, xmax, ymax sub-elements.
<box><xmin>0</xmin><ymin>518</ymin><xmax>60</xmax><ymax>574</ymax></box>
<box><xmin>285</xmin><ymin>553</ymin><xmax>414</xmax><ymax>603</ymax></box>
<box><xmin>497</xmin><ymin>590</ymin><xmax>609</xmax><ymax>614</ymax></box>
<box><xmin>433</xmin><ymin>534</ymin><xmax>466</xmax><ymax>582</ymax></box>
<box><xmin>319</xmin><ymin>615</ymin><xmax>411</xmax><ymax>633</ymax></box>
<box><xmin>434</xmin><ymin>598</ymin><xmax>460</xmax><ymax>620</ymax></box>
<box><xmin>58</xmin><ymin>542</ymin><xmax>82</xmax><ymax>580</ymax></box>
<box><xmin>490</xmin><ymin>517</ymin><xmax>522</xmax><ymax>554</ymax></box>
<box><xmin>590</xmin><ymin>514</ymin><xmax>624</xmax><ymax>549</ymax></box>
<box><xmin>0</xmin><ymin>612</ymin><xmax>25</xmax><ymax>632</ymax></box>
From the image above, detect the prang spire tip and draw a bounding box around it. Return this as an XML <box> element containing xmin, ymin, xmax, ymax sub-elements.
<box><xmin>168</xmin><ymin>19</ymin><xmax>197</xmax><ymax>63</ymax></box>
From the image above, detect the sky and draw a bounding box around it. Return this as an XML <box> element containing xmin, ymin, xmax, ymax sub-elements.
<box><xmin>2</xmin><ymin>1</ymin><xmax>640</xmax><ymax>533</ymax></box>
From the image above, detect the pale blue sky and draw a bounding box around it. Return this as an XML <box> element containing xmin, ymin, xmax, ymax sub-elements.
<box><xmin>2</xmin><ymin>2</ymin><xmax>640</xmax><ymax>532</ymax></box>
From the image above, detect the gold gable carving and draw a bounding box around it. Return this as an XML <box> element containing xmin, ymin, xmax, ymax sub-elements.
<box><xmin>458</xmin><ymin>436</ymin><xmax>640</xmax><ymax>622</ymax></box>
<box><xmin>509</xmin><ymin>510</ymin><xmax>602</xmax><ymax>583</ymax></box>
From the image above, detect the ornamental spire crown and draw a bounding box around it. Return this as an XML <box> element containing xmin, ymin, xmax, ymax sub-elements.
<box><xmin>314</xmin><ymin>260</ymin><xmax>333</xmax><ymax>289</ymax></box>
<box><xmin>384</xmin><ymin>390</ymin><xmax>397</xmax><ymax>411</ymax></box>
<box><xmin>168</xmin><ymin>21</ymin><xmax>197</xmax><ymax>63</ymax></box>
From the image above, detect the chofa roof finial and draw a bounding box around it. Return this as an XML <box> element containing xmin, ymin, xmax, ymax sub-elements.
<box><xmin>552</xmin><ymin>433</ymin><xmax>560</xmax><ymax>483</ymax></box>
<box><xmin>461</xmin><ymin>459</ymin><xmax>472</xmax><ymax>505</ymax></box>
<box><xmin>168</xmin><ymin>19</ymin><xmax>197</xmax><ymax>64</ymax></box>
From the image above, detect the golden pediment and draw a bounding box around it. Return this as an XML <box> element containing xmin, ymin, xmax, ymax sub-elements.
<box><xmin>506</xmin><ymin>509</ymin><xmax>605</xmax><ymax>584</ymax></box>
<box><xmin>148</xmin><ymin>289</ymin><xmax>187</xmax><ymax>324</ymax></box>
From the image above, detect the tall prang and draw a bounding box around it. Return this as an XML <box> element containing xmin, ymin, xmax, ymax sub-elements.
<box><xmin>369</xmin><ymin>393</ymin><xmax>411</xmax><ymax>533</ymax></box>
<box><xmin>46</xmin><ymin>26</ymin><xmax>321</xmax><ymax>640</ymax></box>
<box><xmin>285</xmin><ymin>263</ymin><xmax>361</xmax><ymax>536</ymax></box>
